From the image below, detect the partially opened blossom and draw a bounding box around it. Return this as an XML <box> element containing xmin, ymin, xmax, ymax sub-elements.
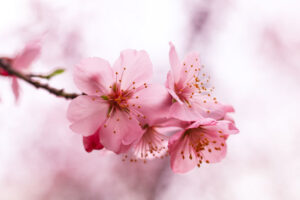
<box><xmin>82</xmin><ymin>128</ymin><xmax>104</xmax><ymax>153</ymax></box>
<box><xmin>166</xmin><ymin>42</ymin><xmax>234</xmax><ymax>121</ymax></box>
<box><xmin>0</xmin><ymin>39</ymin><xmax>41</xmax><ymax>101</ymax></box>
<box><xmin>168</xmin><ymin>118</ymin><xmax>239</xmax><ymax>173</ymax></box>
<box><xmin>67</xmin><ymin>50</ymin><xmax>171</xmax><ymax>154</ymax></box>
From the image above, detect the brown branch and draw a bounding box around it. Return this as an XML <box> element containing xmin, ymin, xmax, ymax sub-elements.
<box><xmin>0</xmin><ymin>59</ymin><xmax>81</xmax><ymax>100</ymax></box>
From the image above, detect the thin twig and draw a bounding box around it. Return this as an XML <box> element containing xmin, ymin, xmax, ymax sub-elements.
<box><xmin>28</xmin><ymin>74</ymin><xmax>53</xmax><ymax>79</ymax></box>
<box><xmin>28</xmin><ymin>68</ymin><xmax>65</xmax><ymax>80</ymax></box>
<box><xmin>0</xmin><ymin>59</ymin><xmax>81</xmax><ymax>100</ymax></box>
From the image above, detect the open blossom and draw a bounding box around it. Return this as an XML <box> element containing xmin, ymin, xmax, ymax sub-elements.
<box><xmin>168</xmin><ymin>118</ymin><xmax>239</xmax><ymax>173</ymax></box>
<box><xmin>67</xmin><ymin>50</ymin><xmax>171</xmax><ymax>154</ymax></box>
<box><xmin>166</xmin><ymin>42</ymin><xmax>233</xmax><ymax>121</ymax></box>
<box><xmin>0</xmin><ymin>40</ymin><xmax>41</xmax><ymax>101</ymax></box>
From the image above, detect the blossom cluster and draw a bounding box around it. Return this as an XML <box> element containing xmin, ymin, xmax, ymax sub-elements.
<box><xmin>67</xmin><ymin>43</ymin><xmax>239</xmax><ymax>173</ymax></box>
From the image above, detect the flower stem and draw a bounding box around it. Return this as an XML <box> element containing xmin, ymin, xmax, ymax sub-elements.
<box><xmin>0</xmin><ymin>59</ymin><xmax>81</xmax><ymax>100</ymax></box>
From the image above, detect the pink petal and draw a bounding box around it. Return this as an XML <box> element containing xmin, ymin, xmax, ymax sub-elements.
<box><xmin>128</xmin><ymin>84</ymin><xmax>172</xmax><ymax>125</ymax></box>
<box><xmin>192</xmin><ymin>97</ymin><xmax>232</xmax><ymax>120</ymax></box>
<box><xmin>12</xmin><ymin>40</ymin><xmax>41</xmax><ymax>70</ymax></box>
<box><xmin>202</xmin><ymin>120</ymin><xmax>239</xmax><ymax>136</ymax></box>
<box><xmin>169</xmin><ymin>102</ymin><xmax>203</xmax><ymax>121</ymax></box>
<box><xmin>67</xmin><ymin>95</ymin><xmax>109</xmax><ymax>136</ymax></box>
<box><xmin>74</xmin><ymin>57</ymin><xmax>114</xmax><ymax>95</ymax></box>
<box><xmin>118</xmin><ymin>143</ymin><xmax>132</xmax><ymax>154</ymax></box>
<box><xmin>222</xmin><ymin>105</ymin><xmax>235</xmax><ymax>113</ymax></box>
<box><xmin>168</xmin><ymin>131</ymin><xmax>197</xmax><ymax>173</ymax></box>
<box><xmin>223</xmin><ymin>114</ymin><xmax>235</xmax><ymax>123</ymax></box>
<box><xmin>165</xmin><ymin>71</ymin><xmax>174</xmax><ymax>90</ymax></box>
<box><xmin>82</xmin><ymin>129</ymin><xmax>104</xmax><ymax>152</ymax></box>
<box><xmin>204</xmin><ymin>103</ymin><xmax>235</xmax><ymax>120</ymax></box>
<box><xmin>11</xmin><ymin>77</ymin><xmax>20</xmax><ymax>102</ymax></box>
<box><xmin>168</xmin><ymin>42</ymin><xmax>181</xmax><ymax>83</ymax></box>
<box><xmin>228</xmin><ymin>121</ymin><xmax>239</xmax><ymax>133</ymax></box>
<box><xmin>113</xmin><ymin>49</ymin><xmax>153</xmax><ymax>90</ymax></box>
<box><xmin>188</xmin><ymin>118</ymin><xmax>217</xmax><ymax>128</ymax></box>
<box><xmin>165</xmin><ymin>71</ymin><xmax>184</xmax><ymax>103</ymax></box>
<box><xmin>154</xmin><ymin>117</ymin><xmax>187</xmax><ymax>129</ymax></box>
<box><xmin>168</xmin><ymin>129</ymin><xmax>185</xmax><ymax>151</ymax></box>
<box><xmin>99</xmin><ymin>110</ymin><xmax>142</xmax><ymax>154</ymax></box>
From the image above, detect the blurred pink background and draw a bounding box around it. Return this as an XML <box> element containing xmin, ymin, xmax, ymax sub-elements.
<box><xmin>0</xmin><ymin>0</ymin><xmax>299</xmax><ymax>199</ymax></box>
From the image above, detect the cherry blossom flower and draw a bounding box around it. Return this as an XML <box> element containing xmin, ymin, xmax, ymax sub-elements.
<box><xmin>166</xmin><ymin>42</ymin><xmax>234</xmax><ymax>121</ymax></box>
<box><xmin>67</xmin><ymin>50</ymin><xmax>171</xmax><ymax>154</ymax></box>
<box><xmin>0</xmin><ymin>40</ymin><xmax>41</xmax><ymax>101</ymax></box>
<box><xmin>168</xmin><ymin>118</ymin><xmax>239</xmax><ymax>173</ymax></box>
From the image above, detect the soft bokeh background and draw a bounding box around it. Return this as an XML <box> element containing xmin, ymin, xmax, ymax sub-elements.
<box><xmin>0</xmin><ymin>0</ymin><xmax>299</xmax><ymax>199</ymax></box>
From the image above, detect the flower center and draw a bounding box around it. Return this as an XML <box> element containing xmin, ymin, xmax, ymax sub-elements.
<box><xmin>179</xmin><ymin>128</ymin><xmax>226</xmax><ymax>167</ymax></box>
<box><xmin>184</xmin><ymin>128</ymin><xmax>209</xmax><ymax>151</ymax></box>
<box><xmin>174</xmin><ymin>84</ymin><xmax>191</xmax><ymax>104</ymax></box>
<box><xmin>122</xmin><ymin>126</ymin><xmax>168</xmax><ymax>163</ymax></box>
<box><xmin>102</xmin><ymin>83</ymin><xmax>133</xmax><ymax>113</ymax></box>
<box><xmin>173</xmin><ymin>62</ymin><xmax>218</xmax><ymax>108</ymax></box>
